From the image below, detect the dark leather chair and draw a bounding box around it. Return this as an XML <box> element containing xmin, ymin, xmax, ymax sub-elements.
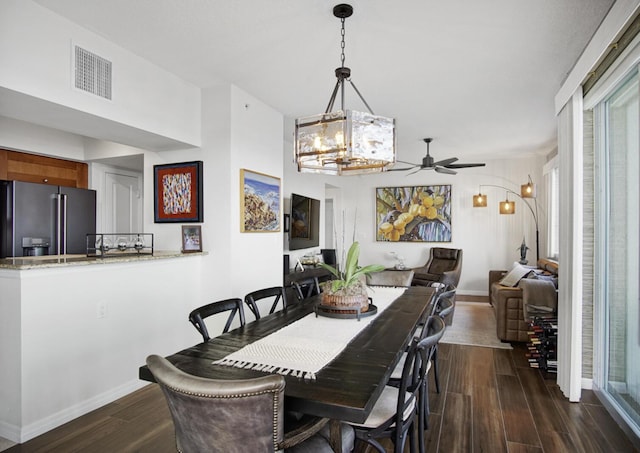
<box><xmin>188</xmin><ymin>298</ymin><xmax>245</xmax><ymax>342</ymax></box>
<box><xmin>244</xmin><ymin>286</ymin><xmax>288</xmax><ymax>320</ymax></box>
<box><xmin>146</xmin><ymin>355</ymin><xmax>341</xmax><ymax>453</ymax></box>
<box><xmin>412</xmin><ymin>247</ymin><xmax>463</xmax><ymax>289</ymax></box>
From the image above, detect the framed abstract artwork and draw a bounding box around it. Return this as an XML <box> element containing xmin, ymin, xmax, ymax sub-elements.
<box><xmin>375</xmin><ymin>185</ymin><xmax>452</xmax><ymax>242</ymax></box>
<box><xmin>240</xmin><ymin>169</ymin><xmax>281</xmax><ymax>232</ymax></box>
<box><xmin>154</xmin><ymin>161</ymin><xmax>203</xmax><ymax>223</ymax></box>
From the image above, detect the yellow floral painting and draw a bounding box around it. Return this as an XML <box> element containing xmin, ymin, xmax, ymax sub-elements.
<box><xmin>375</xmin><ymin>185</ymin><xmax>452</xmax><ymax>242</ymax></box>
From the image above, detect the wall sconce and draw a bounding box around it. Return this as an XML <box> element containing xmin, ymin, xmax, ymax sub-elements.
<box><xmin>472</xmin><ymin>179</ymin><xmax>540</xmax><ymax>261</ymax></box>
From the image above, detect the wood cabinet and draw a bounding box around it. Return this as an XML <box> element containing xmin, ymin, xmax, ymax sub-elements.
<box><xmin>0</xmin><ymin>149</ymin><xmax>89</xmax><ymax>189</ymax></box>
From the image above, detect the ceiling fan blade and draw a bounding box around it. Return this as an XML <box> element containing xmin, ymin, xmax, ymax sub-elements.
<box><xmin>435</xmin><ymin>166</ymin><xmax>457</xmax><ymax>175</ymax></box>
<box><xmin>407</xmin><ymin>167</ymin><xmax>426</xmax><ymax>176</ymax></box>
<box><xmin>433</xmin><ymin>157</ymin><xmax>458</xmax><ymax>167</ymax></box>
<box><xmin>396</xmin><ymin>160</ymin><xmax>419</xmax><ymax>166</ymax></box>
<box><xmin>387</xmin><ymin>167</ymin><xmax>415</xmax><ymax>172</ymax></box>
<box><xmin>445</xmin><ymin>163</ymin><xmax>486</xmax><ymax>169</ymax></box>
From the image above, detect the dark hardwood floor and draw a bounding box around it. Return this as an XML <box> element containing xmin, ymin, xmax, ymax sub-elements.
<box><xmin>5</xmin><ymin>343</ymin><xmax>639</xmax><ymax>453</ymax></box>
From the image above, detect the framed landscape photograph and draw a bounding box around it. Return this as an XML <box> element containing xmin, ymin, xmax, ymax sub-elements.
<box><xmin>154</xmin><ymin>161</ymin><xmax>203</xmax><ymax>223</ymax></box>
<box><xmin>181</xmin><ymin>225</ymin><xmax>202</xmax><ymax>252</ymax></box>
<box><xmin>240</xmin><ymin>169</ymin><xmax>281</xmax><ymax>232</ymax></box>
<box><xmin>375</xmin><ymin>184</ymin><xmax>452</xmax><ymax>242</ymax></box>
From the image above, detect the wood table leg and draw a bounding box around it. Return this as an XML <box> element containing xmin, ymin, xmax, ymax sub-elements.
<box><xmin>329</xmin><ymin>419</ymin><xmax>343</xmax><ymax>453</ymax></box>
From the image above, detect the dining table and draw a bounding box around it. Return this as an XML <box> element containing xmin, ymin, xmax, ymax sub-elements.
<box><xmin>139</xmin><ymin>285</ymin><xmax>436</xmax><ymax>453</ymax></box>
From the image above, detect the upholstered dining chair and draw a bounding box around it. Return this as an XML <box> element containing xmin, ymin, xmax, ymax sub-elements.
<box><xmin>244</xmin><ymin>286</ymin><xmax>288</xmax><ymax>320</ymax></box>
<box><xmin>188</xmin><ymin>298</ymin><xmax>245</xmax><ymax>342</ymax></box>
<box><xmin>146</xmin><ymin>355</ymin><xmax>339</xmax><ymax>453</ymax></box>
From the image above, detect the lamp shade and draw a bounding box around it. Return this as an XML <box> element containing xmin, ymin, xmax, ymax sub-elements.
<box><xmin>473</xmin><ymin>193</ymin><xmax>487</xmax><ymax>207</ymax></box>
<box><xmin>295</xmin><ymin>110</ymin><xmax>396</xmax><ymax>175</ymax></box>
<box><xmin>521</xmin><ymin>182</ymin><xmax>536</xmax><ymax>198</ymax></box>
<box><xmin>499</xmin><ymin>199</ymin><xmax>516</xmax><ymax>214</ymax></box>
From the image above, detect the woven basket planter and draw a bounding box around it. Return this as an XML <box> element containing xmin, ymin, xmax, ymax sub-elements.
<box><xmin>321</xmin><ymin>292</ymin><xmax>370</xmax><ymax>313</ymax></box>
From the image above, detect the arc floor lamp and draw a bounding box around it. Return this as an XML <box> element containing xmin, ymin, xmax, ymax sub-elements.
<box><xmin>473</xmin><ymin>176</ymin><xmax>540</xmax><ymax>261</ymax></box>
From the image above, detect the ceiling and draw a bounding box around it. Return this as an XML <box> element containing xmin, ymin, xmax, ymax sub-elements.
<box><xmin>31</xmin><ymin>0</ymin><xmax>614</xmax><ymax>163</ymax></box>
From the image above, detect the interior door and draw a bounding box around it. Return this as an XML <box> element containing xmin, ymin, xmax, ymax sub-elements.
<box><xmin>104</xmin><ymin>171</ymin><xmax>142</xmax><ymax>234</ymax></box>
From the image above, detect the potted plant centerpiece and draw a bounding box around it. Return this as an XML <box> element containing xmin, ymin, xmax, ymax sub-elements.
<box><xmin>318</xmin><ymin>241</ymin><xmax>385</xmax><ymax>313</ymax></box>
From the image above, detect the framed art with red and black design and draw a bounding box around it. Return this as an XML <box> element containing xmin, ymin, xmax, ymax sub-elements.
<box><xmin>153</xmin><ymin>161</ymin><xmax>203</xmax><ymax>223</ymax></box>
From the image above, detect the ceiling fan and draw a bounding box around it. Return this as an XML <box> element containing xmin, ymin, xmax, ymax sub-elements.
<box><xmin>389</xmin><ymin>138</ymin><xmax>486</xmax><ymax>175</ymax></box>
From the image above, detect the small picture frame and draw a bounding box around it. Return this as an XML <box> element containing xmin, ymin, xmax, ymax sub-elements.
<box><xmin>181</xmin><ymin>225</ymin><xmax>202</xmax><ymax>253</ymax></box>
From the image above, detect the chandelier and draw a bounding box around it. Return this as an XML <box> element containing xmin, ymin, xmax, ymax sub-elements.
<box><xmin>294</xmin><ymin>4</ymin><xmax>396</xmax><ymax>176</ymax></box>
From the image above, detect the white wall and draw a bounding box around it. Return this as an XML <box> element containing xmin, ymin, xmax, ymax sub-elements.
<box><xmin>0</xmin><ymin>257</ymin><xmax>203</xmax><ymax>442</ymax></box>
<box><xmin>0</xmin><ymin>0</ymin><xmax>200</xmax><ymax>148</ymax></box>
<box><xmin>0</xmin><ymin>116</ymin><xmax>85</xmax><ymax>160</ymax></box>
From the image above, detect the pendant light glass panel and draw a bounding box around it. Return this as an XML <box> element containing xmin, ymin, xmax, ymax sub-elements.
<box><xmin>295</xmin><ymin>110</ymin><xmax>395</xmax><ymax>175</ymax></box>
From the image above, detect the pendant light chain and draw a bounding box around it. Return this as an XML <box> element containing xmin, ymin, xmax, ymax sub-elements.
<box><xmin>340</xmin><ymin>17</ymin><xmax>346</xmax><ymax>69</ymax></box>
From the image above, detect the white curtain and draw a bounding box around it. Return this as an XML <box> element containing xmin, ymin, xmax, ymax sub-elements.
<box><xmin>556</xmin><ymin>90</ymin><xmax>584</xmax><ymax>402</ymax></box>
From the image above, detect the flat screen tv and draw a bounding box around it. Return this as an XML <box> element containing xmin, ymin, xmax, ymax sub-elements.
<box><xmin>289</xmin><ymin>193</ymin><xmax>320</xmax><ymax>250</ymax></box>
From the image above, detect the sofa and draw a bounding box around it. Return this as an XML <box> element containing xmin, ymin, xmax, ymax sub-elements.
<box><xmin>489</xmin><ymin>259</ymin><xmax>558</xmax><ymax>342</ymax></box>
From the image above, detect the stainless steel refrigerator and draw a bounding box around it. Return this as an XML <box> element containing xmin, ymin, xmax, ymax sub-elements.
<box><xmin>0</xmin><ymin>180</ymin><xmax>96</xmax><ymax>258</ymax></box>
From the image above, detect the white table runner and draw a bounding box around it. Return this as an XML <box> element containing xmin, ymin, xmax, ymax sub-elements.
<box><xmin>213</xmin><ymin>286</ymin><xmax>406</xmax><ymax>379</ymax></box>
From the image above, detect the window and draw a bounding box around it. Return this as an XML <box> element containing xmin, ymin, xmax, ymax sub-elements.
<box><xmin>544</xmin><ymin>157</ymin><xmax>559</xmax><ymax>259</ymax></box>
<box><xmin>595</xmin><ymin>69</ymin><xmax>640</xmax><ymax>436</ymax></box>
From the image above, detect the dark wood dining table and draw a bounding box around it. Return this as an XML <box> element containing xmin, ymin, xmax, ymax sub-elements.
<box><xmin>139</xmin><ymin>285</ymin><xmax>435</xmax><ymax>452</ymax></box>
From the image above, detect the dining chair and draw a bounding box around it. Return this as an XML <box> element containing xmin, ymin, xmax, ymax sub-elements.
<box><xmin>415</xmin><ymin>317</ymin><xmax>446</xmax><ymax>453</ymax></box>
<box><xmin>291</xmin><ymin>277</ymin><xmax>321</xmax><ymax>301</ymax></box>
<box><xmin>188</xmin><ymin>298</ymin><xmax>245</xmax><ymax>342</ymax></box>
<box><xmin>388</xmin><ymin>316</ymin><xmax>446</xmax><ymax>440</ymax></box>
<box><xmin>429</xmin><ymin>287</ymin><xmax>456</xmax><ymax>393</ymax></box>
<box><xmin>146</xmin><ymin>354</ymin><xmax>338</xmax><ymax>453</ymax></box>
<box><xmin>347</xmin><ymin>317</ymin><xmax>443</xmax><ymax>453</ymax></box>
<box><xmin>244</xmin><ymin>286</ymin><xmax>288</xmax><ymax>320</ymax></box>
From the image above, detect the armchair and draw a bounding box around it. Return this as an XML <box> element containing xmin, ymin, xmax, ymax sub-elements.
<box><xmin>411</xmin><ymin>247</ymin><xmax>463</xmax><ymax>288</ymax></box>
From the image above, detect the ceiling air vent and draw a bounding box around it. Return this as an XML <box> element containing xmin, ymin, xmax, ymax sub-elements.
<box><xmin>74</xmin><ymin>45</ymin><xmax>112</xmax><ymax>100</ymax></box>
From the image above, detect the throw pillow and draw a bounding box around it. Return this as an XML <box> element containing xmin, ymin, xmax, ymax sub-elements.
<box><xmin>500</xmin><ymin>262</ymin><xmax>532</xmax><ymax>287</ymax></box>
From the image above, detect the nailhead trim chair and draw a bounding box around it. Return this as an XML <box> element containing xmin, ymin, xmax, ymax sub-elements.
<box><xmin>146</xmin><ymin>355</ymin><xmax>336</xmax><ymax>453</ymax></box>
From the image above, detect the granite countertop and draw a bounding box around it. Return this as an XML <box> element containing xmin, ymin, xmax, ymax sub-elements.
<box><xmin>0</xmin><ymin>251</ymin><xmax>205</xmax><ymax>270</ymax></box>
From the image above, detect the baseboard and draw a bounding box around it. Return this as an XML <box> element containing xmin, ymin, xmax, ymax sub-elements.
<box><xmin>456</xmin><ymin>294</ymin><xmax>489</xmax><ymax>303</ymax></box>
<box><xmin>457</xmin><ymin>289</ymin><xmax>487</xmax><ymax>297</ymax></box>
<box><xmin>0</xmin><ymin>421</ymin><xmax>20</xmax><ymax>446</ymax></box>
<box><xmin>2</xmin><ymin>380</ymin><xmax>147</xmax><ymax>443</ymax></box>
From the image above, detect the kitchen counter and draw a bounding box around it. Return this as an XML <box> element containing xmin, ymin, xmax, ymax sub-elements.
<box><xmin>0</xmin><ymin>251</ymin><xmax>205</xmax><ymax>270</ymax></box>
<box><xmin>0</xmin><ymin>249</ymin><xmax>206</xmax><ymax>443</ymax></box>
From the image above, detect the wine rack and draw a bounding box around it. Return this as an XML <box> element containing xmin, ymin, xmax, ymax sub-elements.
<box><xmin>526</xmin><ymin>316</ymin><xmax>557</xmax><ymax>373</ymax></box>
